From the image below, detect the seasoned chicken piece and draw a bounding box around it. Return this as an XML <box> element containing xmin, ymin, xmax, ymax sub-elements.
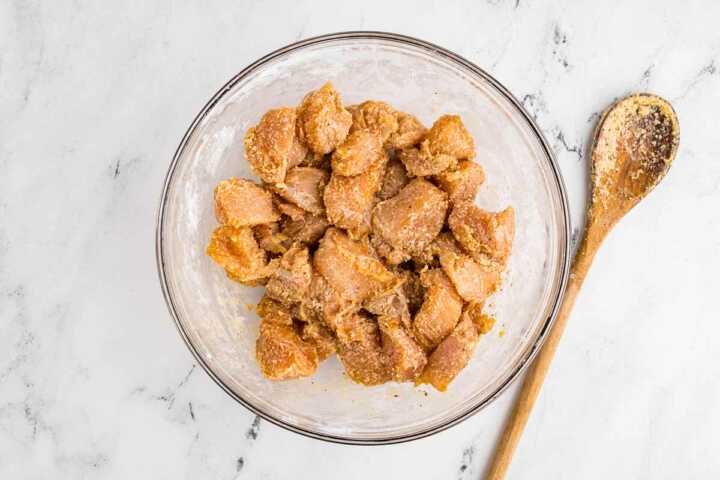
<box><xmin>331</xmin><ymin>130</ymin><xmax>384</xmax><ymax>176</ymax></box>
<box><xmin>273</xmin><ymin>167</ymin><xmax>329</xmax><ymax>215</ymax></box>
<box><xmin>348</xmin><ymin>100</ymin><xmax>399</xmax><ymax>143</ymax></box>
<box><xmin>439</xmin><ymin>250</ymin><xmax>500</xmax><ymax>303</ymax></box>
<box><xmin>244</xmin><ymin>107</ymin><xmax>307</xmax><ymax>184</ymax></box>
<box><xmin>434</xmin><ymin>160</ymin><xmax>485</xmax><ymax>203</ymax></box>
<box><xmin>265</xmin><ymin>244</ymin><xmax>312</xmax><ymax>305</ymax></box>
<box><xmin>281</xmin><ymin>212</ymin><xmax>329</xmax><ymax>246</ymax></box>
<box><xmin>379</xmin><ymin>315</ymin><xmax>427</xmax><ymax>382</ymax></box>
<box><xmin>423</xmin><ymin>114</ymin><xmax>475</xmax><ymax>160</ymax></box>
<box><xmin>214</xmin><ymin>178</ymin><xmax>280</xmax><ymax>227</ymax></box>
<box><xmin>377</xmin><ymin>157</ymin><xmax>410</xmax><ymax>200</ymax></box>
<box><xmin>371</xmin><ymin>179</ymin><xmax>448</xmax><ymax>256</ymax></box>
<box><xmin>412</xmin><ymin>269</ymin><xmax>463</xmax><ymax>351</ymax></box>
<box><xmin>388</xmin><ymin>112</ymin><xmax>427</xmax><ymax>149</ymax></box>
<box><xmin>253</xmin><ymin>223</ymin><xmax>288</xmax><ymax>255</ymax></box>
<box><xmin>370</xmin><ymin>234</ymin><xmax>411</xmax><ymax>265</ymax></box>
<box><xmin>335</xmin><ymin>313</ymin><xmax>391</xmax><ymax>385</ymax></box>
<box><xmin>417</xmin><ymin>316</ymin><xmax>479</xmax><ymax>391</ymax></box>
<box><xmin>398</xmin><ymin>144</ymin><xmax>457</xmax><ymax>177</ymax></box>
<box><xmin>256</xmin><ymin>321</ymin><xmax>318</xmax><ymax>380</ymax></box>
<box><xmin>301</xmin><ymin>320</ymin><xmax>336</xmax><ymax>361</ymax></box>
<box><xmin>448</xmin><ymin>203</ymin><xmax>515</xmax><ymax>266</ymax></box>
<box><xmin>396</xmin><ymin>268</ymin><xmax>425</xmax><ymax>314</ymax></box>
<box><xmin>207</xmin><ymin>225</ymin><xmax>271</xmax><ymax>285</ymax></box>
<box><xmin>399</xmin><ymin>115</ymin><xmax>474</xmax><ymax>177</ymax></box>
<box><xmin>324</xmin><ymin>156</ymin><xmax>386</xmax><ymax>238</ymax></box>
<box><xmin>461</xmin><ymin>302</ymin><xmax>496</xmax><ymax>335</ymax></box>
<box><xmin>314</xmin><ymin>228</ymin><xmax>396</xmax><ymax>305</ymax></box>
<box><xmin>363</xmin><ymin>281</ymin><xmax>411</xmax><ymax>329</ymax></box>
<box><xmin>297</xmin><ymin>82</ymin><xmax>352</xmax><ymax>155</ymax></box>
<box><xmin>256</xmin><ymin>294</ymin><xmax>293</xmax><ymax>325</ymax></box>
<box><xmin>302</xmin><ymin>270</ymin><xmax>357</xmax><ymax>331</ymax></box>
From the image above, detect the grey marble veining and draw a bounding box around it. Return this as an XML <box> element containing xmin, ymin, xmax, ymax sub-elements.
<box><xmin>1</xmin><ymin>1</ymin><xmax>719</xmax><ymax>478</ymax></box>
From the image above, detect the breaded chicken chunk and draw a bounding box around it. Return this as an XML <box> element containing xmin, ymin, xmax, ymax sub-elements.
<box><xmin>335</xmin><ymin>312</ymin><xmax>391</xmax><ymax>385</ymax></box>
<box><xmin>314</xmin><ymin>228</ymin><xmax>396</xmax><ymax>304</ymax></box>
<box><xmin>331</xmin><ymin>130</ymin><xmax>384</xmax><ymax>176</ymax></box>
<box><xmin>256</xmin><ymin>321</ymin><xmax>318</xmax><ymax>380</ymax></box>
<box><xmin>244</xmin><ymin>107</ymin><xmax>308</xmax><ymax>184</ymax></box>
<box><xmin>273</xmin><ymin>167</ymin><xmax>329</xmax><ymax>215</ymax></box>
<box><xmin>417</xmin><ymin>316</ymin><xmax>479</xmax><ymax>391</ymax></box>
<box><xmin>379</xmin><ymin>315</ymin><xmax>427</xmax><ymax>382</ymax></box>
<box><xmin>411</xmin><ymin>269</ymin><xmax>463</xmax><ymax>351</ymax></box>
<box><xmin>214</xmin><ymin>178</ymin><xmax>279</xmax><ymax>227</ymax></box>
<box><xmin>324</xmin><ymin>156</ymin><xmax>386</xmax><ymax>238</ymax></box>
<box><xmin>297</xmin><ymin>82</ymin><xmax>353</xmax><ymax>155</ymax></box>
<box><xmin>372</xmin><ymin>179</ymin><xmax>448</xmax><ymax>256</ymax></box>
<box><xmin>266</xmin><ymin>244</ymin><xmax>312</xmax><ymax>305</ymax></box>
<box><xmin>206</xmin><ymin>225</ymin><xmax>272</xmax><ymax>285</ymax></box>
<box><xmin>448</xmin><ymin>203</ymin><xmax>515</xmax><ymax>266</ymax></box>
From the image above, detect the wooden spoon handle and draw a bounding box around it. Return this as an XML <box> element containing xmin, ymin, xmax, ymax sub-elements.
<box><xmin>485</xmin><ymin>239</ymin><xmax>597</xmax><ymax>480</ymax></box>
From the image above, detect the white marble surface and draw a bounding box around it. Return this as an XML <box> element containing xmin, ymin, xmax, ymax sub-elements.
<box><xmin>1</xmin><ymin>1</ymin><xmax>719</xmax><ymax>478</ymax></box>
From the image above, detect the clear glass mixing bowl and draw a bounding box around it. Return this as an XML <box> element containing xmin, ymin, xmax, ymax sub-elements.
<box><xmin>156</xmin><ymin>32</ymin><xmax>570</xmax><ymax>444</ymax></box>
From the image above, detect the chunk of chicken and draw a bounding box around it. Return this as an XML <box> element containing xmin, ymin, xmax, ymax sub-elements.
<box><xmin>348</xmin><ymin>100</ymin><xmax>399</xmax><ymax>143</ymax></box>
<box><xmin>448</xmin><ymin>203</ymin><xmax>515</xmax><ymax>266</ymax></box>
<box><xmin>324</xmin><ymin>155</ymin><xmax>386</xmax><ymax>238</ymax></box>
<box><xmin>297</xmin><ymin>82</ymin><xmax>353</xmax><ymax>155</ymax></box>
<box><xmin>331</xmin><ymin>130</ymin><xmax>384</xmax><ymax>176</ymax></box>
<box><xmin>423</xmin><ymin>114</ymin><xmax>475</xmax><ymax>160</ymax></box>
<box><xmin>335</xmin><ymin>313</ymin><xmax>391</xmax><ymax>385</ymax></box>
<box><xmin>256</xmin><ymin>321</ymin><xmax>318</xmax><ymax>380</ymax></box>
<box><xmin>301</xmin><ymin>320</ymin><xmax>337</xmax><ymax>361</ymax></box>
<box><xmin>377</xmin><ymin>157</ymin><xmax>410</xmax><ymax>200</ymax></box>
<box><xmin>206</xmin><ymin>225</ymin><xmax>271</xmax><ymax>285</ymax></box>
<box><xmin>256</xmin><ymin>294</ymin><xmax>293</xmax><ymax>325</ymax></box>
<box><xmin>461</xmin><ymin>302</ymin><xmax>496</xmax><ymax>335</ymax></box>
<box><xmin>214</xmin><ymin>178</ymin><xmax>279</xmax><ymax>227</ymax></box>
<box><xmin>265</xmin><ymin>244</ymin><xmax>312</xmax><ymax>305</ymax></box>
<box><xmin>434</xmin><ymin>160</ymin><xmax>485</xmax><ymax>203</ymax></box>
<box><xmin>281</xmin><ymin>212</ymin><xmax>329</xmax><ymax>246</ymax></box>
<box><xmin>371</xmin><ymin>179</ymin><xmax>448</xmax><ymax>256</ymax></box>
<box><xmin>417</xmin><ymin>316</ymin><xmax>479</xmax><ymax>391</ymax></box>
<box><xmin>379</xmin><ymin>315</ymin><xmax>427</xmax><ymax>382</ymax></box>
<box><xmin>412</xmin><ymin>269</ymin><xmax>463</xmax><ymax>351</ymax></box>
<box><xmin>398</xmin><ymin>144</ymin><xmax>457</xmax><ymax>177</ymax></box>
<box><xmin>388</xmin><ymin>112</ymin><xmax>427</xmax><ymax>149</ymax></box>
<box><xmin>302</xmin><ymin>270</ymin><xmax>357</xmax><ymax>331</ymax></box>
<box><xmin>439</xmin><ymin>250</ymin><xmax>500</xmax><ymax>303</ymax></box>
<box><xmin>314</xmin><ymin>228</ymin><xmax>396</xmax><ymax>305</ymax></box>
<box><xmin>244</xmin><ymin>107</ymin><xmax>307</xmax><ymax>184</ymax></box>
<box><xmin>273</xmin><ymin>167</ymin><xmax>329</xmax><ymax>215</ymax></box>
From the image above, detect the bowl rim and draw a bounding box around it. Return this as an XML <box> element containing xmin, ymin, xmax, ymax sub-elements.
<box><xmin>155</xmin><ymin>30</ymin><xmax>571</xmax><ymax>445</ymax></box>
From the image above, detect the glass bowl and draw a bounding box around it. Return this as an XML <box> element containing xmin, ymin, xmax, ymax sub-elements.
<box><xmin>156</xmin><ymin>32</ymin><xmax>570</xmax><ymax>444</ymax></box>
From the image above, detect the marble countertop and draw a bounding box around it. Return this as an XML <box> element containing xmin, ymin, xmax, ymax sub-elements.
<box><xmin>2</xmin><ymin>1</ymin><xmax>719</xmax><ymax>478</ymax></box>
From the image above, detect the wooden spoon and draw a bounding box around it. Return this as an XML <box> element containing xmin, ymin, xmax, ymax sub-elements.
<box><xmin>485</xmin><ymin>94</ymin><xmax>680</xmax><ymax>480</ymax></box>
